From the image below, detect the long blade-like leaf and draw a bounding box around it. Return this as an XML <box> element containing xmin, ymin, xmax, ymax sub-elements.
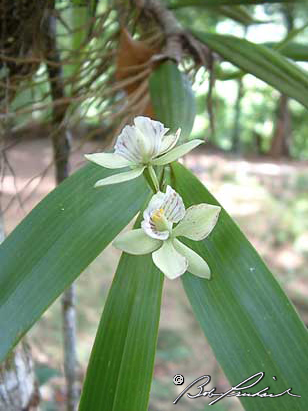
<box><xmin>192</xmin><ymin>31</ymin><xmax>308</xmax><ymax>108</ymax></box>
<box><xmin>172</xmin><ymin>162</ymin><xmax>308</xmax><ymax>410</ymax></box>
<box><xmin>214</xmin><ymin>6</ymin><xmax>263</xmax><ymax>26</ymax></box>
<box><xmin>79</xmin><ymin>252</ymin><xmax>164</xmax><ymax>411</ymax></box>
<box><xmin>169</xmin><ymin>0</ymin><xmax>304</xmax><ymax>8</ymax></box>
<box><xmin>0</xmin><ymin>164</ymin><xmax>148</xmax><ymax>362</ymax></box>
<box><xmin>149</xmin><ymin>61</ymin><xmax>196</xmax><ymax>143</ymax></box>
<box><xmin>265</xmin><ymin>42</ymin><xmax>308</xmax><ymax>62</ymax></box>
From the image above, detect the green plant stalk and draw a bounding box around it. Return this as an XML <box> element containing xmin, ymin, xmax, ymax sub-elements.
<box><xmin>148</xmin><ymin>165</ymin><xmax>160</xmax><ymax>192</ymax></box>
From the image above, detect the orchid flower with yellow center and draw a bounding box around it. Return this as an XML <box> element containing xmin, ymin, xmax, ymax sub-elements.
<box><xmin>85</xmin><ymin>116</ymin><xmax>203</xmax><ymax>189</ymax></box>
<box><xmin>113</xmin><ymin>186</ymin><xmax>221</xmax><ymax>280</ymax></box>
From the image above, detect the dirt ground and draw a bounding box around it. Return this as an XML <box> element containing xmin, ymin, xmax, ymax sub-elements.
<box><xmin>2</xmin><ymin>137</ymin><xmax>308</xmax><ymax>411</ymax></box>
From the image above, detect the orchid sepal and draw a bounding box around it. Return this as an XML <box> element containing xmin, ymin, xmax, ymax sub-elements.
<box><xmin>94</xmin><ymin>166</ymin><xmax>145</xmax><ymax>187</ymax></box>
<box><xmin>151</xmin><ymin>139</ymin><xmax>204</xmax><ymax>166</ymax></box>
<box><xmin>84</xmin><ymin>153</ymin><xmax>134</xmax><ymax>169</ymax></box>
<box><xmin>113</xmin><ymin>228</ymin><xmax>161</xmax><ymax>255</ymax></box>
<box><xmin>173</xmin><ymin>204</ymin><xmax>221</xmax><ymax>241</ymax></box>
<box><xmin>173</xmin><ymin>239</ymin><xmax>211</xmax><ymax>279</ymax></box>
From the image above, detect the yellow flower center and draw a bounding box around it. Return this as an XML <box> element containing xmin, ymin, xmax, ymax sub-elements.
<box><xmin>152</xmin><ymin>208</ymin><xmax>164</xmax><ymax>222</ymax></box>
<box><xmin>152</xmin><ymin>208</ymin><xmax>170</xmax><ymax>232</ymax></box>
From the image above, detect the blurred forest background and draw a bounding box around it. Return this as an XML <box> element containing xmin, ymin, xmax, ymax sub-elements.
<box><xmin>0</xmin><ymin>0</ymin><xmax>307</xmax><ymax>410</ymax></box>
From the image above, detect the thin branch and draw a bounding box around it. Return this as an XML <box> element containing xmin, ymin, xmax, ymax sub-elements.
<box><xmin>43</xmin><ymin>5</ymin><xmax>78</xmax><ymax>410</ymax></box>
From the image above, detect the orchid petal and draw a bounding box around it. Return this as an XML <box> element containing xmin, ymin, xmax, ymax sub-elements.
<box><xmin>94</xmin><ymin>166</ymin><xmax>145</xmax><ymax>187</ymax></box>
<box><xmin>161</xmin><ymin>185</ymin><xmax>185</xmax><ymax>223</ymax></box>
<box><xmin>173</xmin><ymin>239</ymin><xmax>211</xmax><ymax>279</ymax></box>
<box><xmin>114</xmin><ymin>125</ymin><xmax>143</xmax><ymax>163</ymax></box>
<box><xmin>113</xmin><ymin>229</ymin><xmax>162</xmax><ymax>255</ymax></box>
<box><xmin>134</xmin><ymin>116</ymin><xmax>167</xmax><ymax>159</ymax></box>
<box><xmin>85</xmin><ymin>153</ymin><xmax>133</xmax><ymax>169</ymax></box>
<box><xmin>134</xmin><ymin>116</ymin><xmax>168</xmax><ymax>140</ymax></box>
<box><xmin>152</xmin><ymin>239</ymin><xmax>188</xmax><ymax>280</ymax></box>
<box><xmin>173</xmin><ymin>204</ymin><xmax>221</xmax><ymax>241</ymax></box>
<box><xmin>151</xmin><ymin>139</ymin><xmax>203</xmax><ymax>166</ymax></box>
<box><xmin>159</xmin><ymin>128</ymin><xmax>181</xmax><ymax>155</ymax></box>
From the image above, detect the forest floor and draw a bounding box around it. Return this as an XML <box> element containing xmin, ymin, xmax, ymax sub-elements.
<box><xmin>2</xmin><ymin>137</ymin><xmax>308</xmax><ymax>411</ymax></box>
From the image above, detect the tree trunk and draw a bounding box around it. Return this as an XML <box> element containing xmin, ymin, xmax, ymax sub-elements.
<box><xmin>269</xmin><ymin>94</ymin><xmax>291</xmax><ymax>158</ymax></box>
<box><xmin>269</xmin><ymin>5</ymin><xmax>293</xmax><ymax>159</ymax></box>
<box><xmin>231</xmin><ymin>77</ymin><xmax>244</xmax><ymax>153</ymax></box>
<box><xmin>0</xmin><ymin>343</ymin><xmax>39</xmax><ymax>411</ymax></box>
<box><xmin>0</xmin><ymin>0</ymin><xmax>43</xmax><ymax>405</ymax></box>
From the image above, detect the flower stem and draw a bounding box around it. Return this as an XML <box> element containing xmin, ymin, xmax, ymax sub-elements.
<box><xmin>148</xmin><ymin>165</ymin><xmax>160</xmax><ymax>192</ymax></box>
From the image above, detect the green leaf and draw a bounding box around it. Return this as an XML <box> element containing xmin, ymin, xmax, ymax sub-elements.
<box><xmin>172</xmin><ymin>162</ymin><xmax>308</xmax><ymax>411</ymax></box>
<box><xmin>265</xmin><ymin>42</ymin><xmax>308</xmax><ymax>62</ymax></box>
<box><xmin>208</xmin><ymin>43</ymin><xmax>308</xmax><ymax>82</ymax></box>
<box><xmin>79</xmin><ymin>252</ymin><xmax>164</xmax><ymax>410</ymax></box>
<box><xmin>169</xmin><ymin>0</ymin><xmax>304</xmax><ymax>8</ymax></box>
<box><xmin>0</xmin><ymin>164</ymin><xmax>148</xmax><ymax>363</ymax></box>
<box><xmin>214</xmin><ymin>6</ymin><xmax>263</xmax><ymax>26</ymax></box>
<box><xmin>193</xmin><ymin>31</ymin><xmax>308</xmax><ymax>108</ymax></box>
<box><xmin>272</xmin><ymin>22</ymin><xmax>308</xmax><ymax>52</ymax></box>
<box><xmin>149</xmin><ymin>61</ymin><xmax>196</xmax><ymax>143</ymax></box>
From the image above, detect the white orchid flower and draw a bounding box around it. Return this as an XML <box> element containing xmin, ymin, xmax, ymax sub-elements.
<box><xmin>85</xmin><ymin>116</ymin><xmax>203</xmax><ymax>189</ymax></box>
<box><xmin>113</xmin><ymin>186</ymin><xmax>221</xmax><ymax>280</ymax></box>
